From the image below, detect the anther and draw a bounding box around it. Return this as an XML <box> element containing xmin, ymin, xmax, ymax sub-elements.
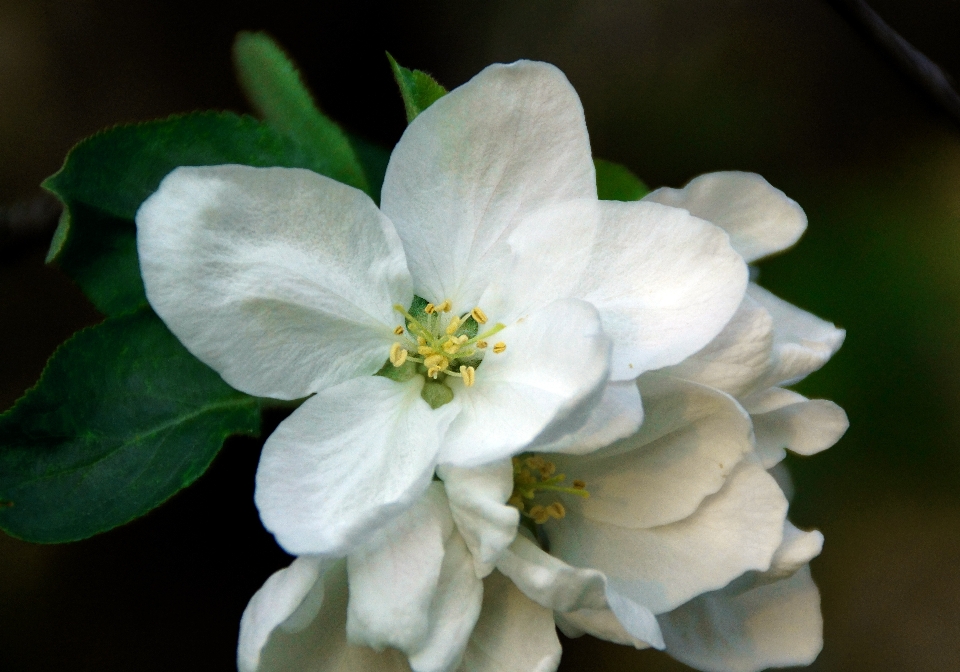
<box><xmin>508</xmin><ymin>495</ymin><xmax>525</xmax><ymax>511</ymax></box>
<box><xmin>477</xmin><ymin>340</ymin><xmax>488</xmax><ymax>349</ymax></box>
<box><xmin>427</xmin><ymin>366</ymin><xmax>443</xmax><ymax>379</ymax></box>
<box><xmin>417</xmin><ymin>336</ymin><xmax>426</xmax><ymax>346</ymax></box>
<box><xmin>572</xmin><ymin>480</ymin><xmax>587</xmax><ymax>490</ymax></box>
<box><xmin>389</xmin><ymin>343</ymin><xmax>408</xmax><ymax>367</ymax></box>
<box><xmin>529</xmin><ymin>505</ymin><xmax>549</xmax><ymax>525</ymax></box>
<box><xmin>418</xmin><ymin>345</ymin><xmax>434</xmax><ymax>356</ymax></box>
<box><xmin>394</xmin><ymin>326</ymin><xmax>405</xmax><ymax>335</ymax></box>
<box><xmin>442</xmin><ymin>340</ymin><xmax>460</xmax><ymax>354</ymax></box>
<box><xmin>546</xmin><ymin>502</ymin><xmax>566</xmax><ymax>520</ymax></box>
<box><xmin>437</xmin><ymin>299</ymin><xmax>452</xmax><ymax>313</ymax></box>
<box><xmin>424</xmin><ymin>354</ymin><xmax>449</xmax><ymax>371</ymax></box>
<box><xmin>425</xmin><ymin>303</ymin><xmax>436</xmax><ymax>314</ymax></box>
<box><xmin>493</xmin><ymin>342</ymin><xmax>507</xmax><ymax>354</ymax></box>
<box><xmin>445</xmin><ymin>315</ymin><xmax>462</xmax><ymax>335</ymax></box>
<box><xmin>471</xmin><ymin>307</ymin><xmax>488</xmax><ymax>324</ymax></box>
<box><xmin>460</xmin><ymin>365</ymin><xmax>476</xmax><ymax>387</ymax></box>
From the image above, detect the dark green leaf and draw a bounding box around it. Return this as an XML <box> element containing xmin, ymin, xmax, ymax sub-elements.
<box><xmin>347</xmin><ymin>134</ymin><xmax>392</xmax><ymax>205</ymax></box>
<box><xmin>595</xmin><ymin>158</ymin><xmax>650</xmax><ymax>201</ymax></box>
<box><xmin>232</xmin><ymin>31</ymin><xmax>369</xmax><ymax>193</ymax></box>
<box><xmin>0</xmin><ymin>309</ymin><xmax>260</xmax><ymax>543</ymax></box>
<box><xmin>44</xmin><ymin>111</ymin><xmax>338</xmax><ymax>315</ymax></box>
<box><xmin>387</xmin><ymin>53</ymin><xmax>447</xmax><ymax>123</ymax></box>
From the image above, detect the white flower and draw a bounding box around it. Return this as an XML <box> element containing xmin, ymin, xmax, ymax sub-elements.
<box><xmin>136</xmin><ymin>60</ymin><xmax>749</xmax><ymax>672</ymax></box>
<box><xmin>136</xmin><ymin>59</ymin><xmax>746</xmax><ymax>565</ymax></box>
<box><xmin>490</xmin><ymin>172</ymin><xmax>848</xmax><ymax>672</ymax></box>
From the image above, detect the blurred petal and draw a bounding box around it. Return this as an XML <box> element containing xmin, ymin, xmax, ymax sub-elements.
<box><xmin>555</xmin><ymin>608</ymin><xmax>651</xmax><ymax>650</ymax></box>
<box><xmin>238</xmin><ymin>556</ymin><xmax>328</xmax><ymax>672</ymax></box>
<box><xmin>553</xmin><ymin>376</ymin><xmax>753</xmax><ymax>529</ymax></box>
<box><xmin>255</xmin><ymin>376</ymin><xmax>456</xmax><ymax>556</ymax></box>
<box><xmin>460</xmin><ymin>571</ymin><xmax>562</xmax><ymax>672</ymax></box>
<box><xmin>643</xmin><ymin>172</ymin><xmax>806</xmax><ymax>263</ymax></box>
<box><xmin>547</xmin><ymin>462</ymin><xmax>788</xmax><ymax>614</ymax></box>
<box><xmin>137</xmin><ymin>165</ymin><xmax>411</xmax><ymax>399</ymax></box>
<box><xmin>744</xmin><ymin>388</ymin><xmax>849</xmax><ymax>467</ymax></box>
<box><xmin>660</xmin><ymin>567</ymin><xmax>822</xmax><ymax>672</ymax></box>
<box><xmin>247</xmin><ymin>560</ymin><xmax>412</xmax><ymax>672</ymax></box>
<box><xmin>348</xmin><ymin>484</ymin><xmax>483</xmax><ymax>672</ymax></box>
<box><xmin>492</xmin><ymin>199</ymin><xmax>747</xmax><ymax>377</ymax></box>
<box><xmin>381</xmin><ymin>61</ymin><xmax>595</xmax><ymax>309</ymax></box>
<box><xmin>440</xmin><ymin>299</ymin><xmax>611</xmax><ymax>467</ymax></box>
<box><xmin>747</xmin><ymin>284</ymin><xmax>845</xmax><ymax>386</ymax></box>
<box><xmin>662</xmin><ymin>294</ymin><xmax>774</xmax><ymax>398</ymax></box>
<box><xmin>438</xmin><ymin>461</ymin><xmax>519</xmax><ymax>578</ymax></box>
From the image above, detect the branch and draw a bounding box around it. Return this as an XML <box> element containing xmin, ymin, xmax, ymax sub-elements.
<box><xmin>829</xmin><ymin>0</ymin><xmax>960</xmax><ymax>127</ymax></box>
<box><xmin>0</xmin><ymin>193</ymin><xmax>61</xmax><ymax>257</ymax></box>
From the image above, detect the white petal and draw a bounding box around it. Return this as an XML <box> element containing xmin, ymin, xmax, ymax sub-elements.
<box><xmin>347</xmin><ymin>484</ymin><xmax>483</xmax><ymax>672</ymax></box>
<box><xmin>553</xmin><ymin>376</ymin><xmax>753</xmax><ymax>529</ymax></box>
<box><xmin>662</xmin><ymin>293</ymin><xmax>774</xmax><ymax>398</ymax></box>
<box><xmin>459</xmin><ymin>571</ymin><xmax>562</xmax><ymax>672</ymax></box>
<box><xmin>496</xmin><ymin>534</ymin><xmax>607</xmax><ymax>613</ymax></box>
<box><xmin>528</xmin><ymin>380</ymin><xmax>644</xmax><ymax>456</ymax></box>
<box><xmin>747</xmin><ymin>284</ymin><xmax>845</xmax><ymax>386</ymax></box>
<box><xmin>660</xmin><ymin>567</ymin><xmax>822</xmax><ymax>672</ymax></box>
<box><xmin>643</xmin><ymin>172</ymin><xmax>806</xmax><ymax>263</ymax></box>
<box><xmin>763</xmin><ymin>521</ymin><xmax>823</xmax><ymax>583</ymax></box>
<box><xmin>238</xmin><ymin>556</ymin><xmax>328</xmax><ymax>672</ymax></box>
<box><xmin>547</xmin><ymin>461</ymin><xmax>787</xmax><ymax>614</ymax></box>
<box><xmin>438</xmin><ymin>461</ymin><xmax>519</xmax><ymax>578</ymax></box>
<box><xmin>246</xmin><ymin>559</ymin><xmax>412</xmax><ymax>672</ymax></box>
<box><xmin>137</xmin><ymin>165</ymin><xmax>412</xmax><ymax>399</ymax></box>
<box><xmin>491</xmin><ymin>199</ymin><xmax>747</xmax><ymax>378</ymax></box>
<box><xmin>381</xmin><ymin>61</ymin><xmax>595</xmax><ymax>309</ymax></box>
<box><xmin>439</xmin><ymin>299</ymin><xmax>611</xmax><ymax>467</ymax></box>
<box><xmin>255</xmin><ymin>376</ymin><xmax>457</xmax><ymax>556</ymax></box>
<box><xmin>744</xmin><ymin>388</ymin><xmax>849</xmax><ymax>467</ymax></box>
<box><xmin>554</xmin><ymin>608</ymin><xmax>651</xmax><ymax>650</ymax></box>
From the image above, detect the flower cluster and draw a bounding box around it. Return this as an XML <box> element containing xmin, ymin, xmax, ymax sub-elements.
<box><xmin>136</xmin><ymin>61</ymin><xmax>846</xmax><ymax>672</ymax></box>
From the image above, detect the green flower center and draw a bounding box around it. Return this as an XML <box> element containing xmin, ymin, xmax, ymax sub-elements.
<box><xmin>380</xmin><ymin>297</ymin><xmax>507</xmax><ymax>408</ymax></box>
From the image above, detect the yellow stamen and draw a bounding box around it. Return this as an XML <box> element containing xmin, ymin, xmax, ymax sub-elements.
<box><xmin>529</xmin><ymin>505</ymin><xmax>549</xmax><ymax>525</ymax></box>
<box><xmin>471</xmin><ymin>307</ymin><xmax>488</xmax><ymax>324</ymax></box>
<box><xmin>442</xmin><ymin>339</ymin><xmax>461</xmax><ymax>354</ymax></box>
<box><xmin>445</xmin><ymin>315</ymin><xmax>462</xmax><ymax>335</ymax></box>
<box><xmin>389</xmin><ymin>343</ymin><xmax>408</xmax><ymax>367</ymax></box>
<box><xmin>417</xmin><ymin>336</ymin><xmax>427</xmax><ymax>346</ymax></box>
<box><xmin>437</xmin><ymin>299</ymin><xmax>452</xmax><ymax>313</ymax></box>
<box><xmin>572</xmin><ymin>479</ymin><xmax>586</xmax><ymax>490</ymax></box>
<box><xmin>418</xmin><ymin>345</ymin><xmax>434</xmax><ymax>356</ymax></box>
<box><xmin>493</xmin><ymin>342</ymin><xmax>507</xmax><ymax>354</ymax></box>
<box><xmin>546</xmin><ymin>502</ymin><xmax>566</xmax><ymax>520</ymax></box>
<box><xmin>425</xmin><ymin>303</ymin><xmax>436</xmax><ymax>314</ymax></box>
<box><xmin>507</xmin><ymin>495</ymin><xmax>525</xmax><ymax>511</ymax></box>
<box><xmin>424</xmin><ymin>354</ymin><xmax>449</xmax><ymax>371</ymax></box>
<box><xmin>427</xmin><ymin>365</ymin><xmax>443</xmax><ymax>379</ymax></box>
<box><xmin>476</xmin><ymin>340</ymin><xmax>488</xmax><ymax>349</ymax></box>
<box><xmin>393</xmin><ymin>326</ymin><xmax>405</xmax><ymax>335</ymax></box>
<box><xmin>460</xmin><ymin>365</ymin><xmax>476</xmax><ymax>387</ymax></box>
<box><xmin>457</xmin><ymin>335</ymin><xmax>469</xmax><ymax>344</ymax></box>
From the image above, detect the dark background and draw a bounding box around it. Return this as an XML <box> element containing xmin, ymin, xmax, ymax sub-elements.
<box><xmin>2</xmin><ymin>1</ymin><xmax>960</xmax><ymax>670</ymax></box>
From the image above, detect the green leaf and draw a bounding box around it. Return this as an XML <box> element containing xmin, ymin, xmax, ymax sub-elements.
<box><xmin>44</xmin><ymin>111</ymin><xmax>337</xmax><ymax>315</ymax></box>
<box><xmin>594</xmin><ymin>158</ymin><xmax>650</xmax><ymax>201</ymax></box>
<box><xmin>347</xmin><ymin>134</ymin><xmax>392</xmax><ymax>205</ymax></box>
<box><xmin>0</xmin><ymin>309</ymin><xmax>260</xmax><ymax>543</ymax></box>
<box><xmin>387</xmin><ymin>53</ymin><xmax>447</xmax><ymax>123</ymax></box>
<box><xmin>233</xmin><ymin>31</ymin><xmax>369</xmax><ymax>194</ymax></box>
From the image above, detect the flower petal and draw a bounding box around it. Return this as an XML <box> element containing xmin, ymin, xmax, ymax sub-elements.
<box><xmin>496</xmin><ymin>534</ymin><xmax>665</xmax><ymax>649</ymax></box>
<box><xmin>243</xmin><ymin>559</ymin><xmax>412</xmax><ymax>672</ymax></box>
<box><xmin>659</xmin><ymin>567</ymin><xmax>822</xmax><ymax>672</ymax></box>
<box><xmin>460</xmin><ymin>571</ymin><xmax>562</xmax><ymax>672</ymax></box>
<box><xmin>380</xmin><ymin>61</ymin><xmax>596</xmax><ymax>309</ymax></box>
<box><xmin>555</xmin><ymin>607</ymin><xmax>651</xmax><ymax>650</ymax></box>
<box><xmin>552</xmin><ymin>375</ymin><xmax>754</xmax><ymax>529</ymax></box>
<box><xmin>491</xmin><ymin>199</ymin><xmax>748</xmax><ymax>378</ymax></box>
<box><xmin>255</xmin><ymin>376</ymin><xmax>456</xmax><ymax>556</ymax></box>
<box><xmin>662</xmin><ymin>293</ymin><xmax>774</xmax><ymax>398</ymax></box>
<box><xmin>747</xmin><ymin>284</ymin><xmax>845</xmax><ymax>387</ymax></box>
<box><xmin>439</xmin><ymin>299</ymin><xmax>611</xmax><ymax>467</ymax></box>
<box><xmin>745</xmin><ymin>388</ymin><xmax>849</xmax><ymax>467</ymax></box>
<box><xmin>438</xmin><ymin>460</ymin><xmax>520</xmax><ymax>578</ymax></box>
<box><xmin>643</xmin><ymin>172</ymin><xmax>806</xmax><ymax>263</ymax></box>
<box><xmin>136</xmin><ymin>165</ymin><xmax>412</xmax><ymax>399</ymax></box>
<box><xmin>347</xmin><ymin>484</ymin><xmax>483</xmax><ymax>672</ymax></box>
<box><xmin>238</xmin><ymin>556</ymin><xmax>328</xmax><ymax>672</ymax></box>
<box><xmin>528</xmin><ymin>380</ymin><xmax>644</xmax><ymax>456</ymax></box>
<box><xmin>547</xmin><ymin>461</ymin><xmax>788</xmax><ymax>614</ymax></box>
